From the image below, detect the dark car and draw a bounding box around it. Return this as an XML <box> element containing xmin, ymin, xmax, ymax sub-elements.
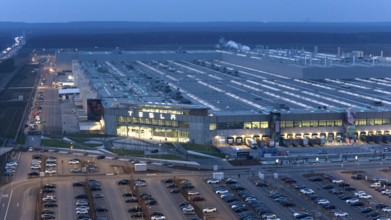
<box><xmin>28</xmin><ymin>171</ymin><xmax>40</xmax><ymax>177</ymax></box>
<box><xmin>323</xmin><ymin>184</ymin><xmax>333</xmax><ymax>189</ymax></box>
<box><xmin>42</xmin><ymin>188</ymin><xmax>55</xmax><ymax>193</ymax></box>
<box><xmin>170</xmin><ymin>188</ymin><xmax>179</xmax><ymax>193</ymax></box>
<box><xmin>308</xmin><ymin>176</ymin><xmax>322</xmax><ymax>182</ymax></box>
<box><xmin>350</xmin><ymin>201</ymin><xmax>364</xmax><ymax>206</ymax></box>
<box><xmin>161</xmin><ymin>179</ymin><xmax>173</xmax><ymax>183</ymax></box>
<box><xmin>43</xmin><ymin>184</ymin><xmax>56</xmax><ymax>189</ymax></box>
<box><xmin>95</xmin><ymin>207</ymin><xmax>108</xmax><ymax>212</ymax></box>
<box><xmin>96</xmin><ymin>155</ymin><xmax>105</xmax><ymax>160</ymax></box>
<box><xmin>128</xmin><ymin>206</ymin><xmax>142</xmax><ymax>213</ymax></box>
<box><xmin>75</xmin><ymin>194</ymin><xmax>88</xmax><ymax>199</ymax></box>
<box><xmin>255</xmin><ymin>181</ymin><xmax>269</xmax><ymax>187</ymax></box>
<box><xmin>32</xmin><ymin>154</ymin><xmax>41</xmax><ymax>159</ymax></box>
<box><xmin>89</xmin><ymin>187</ymin><xmax>102</xmax><ymax>191</ymax></box>
<box><xmin>360</xmin><ymin>207</ymin><xmax>373</xmax><ymax>213</ymax></box>
<box><xmin>123</xmin><ymin>192</ymin><xmax>136</xmax><ymax>197</ymax></box>
<box><xmin>131</xmin><ymin>212</ymin><xmax>145</xmax><ymax>218</ymax></box>
<box><xmin>73</xmin><ymin>182</ymin><xmax>84</xmax><ymax>187</ymax></box>
<box><xmin>41</xmin><ymin>209</ymin><xmax>55</xmax><ymax>215</ymax></box>
<box><xmin>322</xmin><ymin>204</ymin><xmax>336</xmax><ymax>210</ymax></box>
<box><xmin>151</xmin><ymin>149</ymin><xmax>159</xmax><ymax>153</ymax></box>
<box><xmin>43</xmin><ymin>202</ymin><xmax>58</xmax><ymax>207</ymax></box>
<box><xmin>117</xmin><ymin>179</ymin><xmax>130</xmax><ymax>185</ymax></box>
<box><xmin>125</xmin><ymin>197</ymin><xmax>138</xmax><ymax>203</ymax></box>
<box><xmin>375</xmin><ymin>204</ymin><xmax>388</xmax><ymax>209</ymax></box>
<box><xmin>192</xmin><ymin>196</ymin><xmax>205</xmax><ymax>202</ymax></box>
<box><xmin>166</xmin><ymin>183</ymin><xmax>176</xmax><ymax>189</ymax></box>
<box><xmin>343</xmin><ymin>186</ymin><xmax>356</xmax><ymax>191</ymax></box>
<box><xmin>145</xmin><ymin>199</ymin><xmax>157</xmax><ymax>205</ymax></box>
<box><xmin>351</xmin><ymin>174</ymin><xmax>364</xmax><ymax>180</ymax></box>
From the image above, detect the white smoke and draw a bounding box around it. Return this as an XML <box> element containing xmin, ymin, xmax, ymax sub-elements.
<box><xmin>224</xmin><ymin>40</ymin><xmax>250</xmax><ymax>52</ymax></box>
<box><xmin>225</xmin><ymin>40</ymin><xmax>239</xmax><ymax>49</ymax></box>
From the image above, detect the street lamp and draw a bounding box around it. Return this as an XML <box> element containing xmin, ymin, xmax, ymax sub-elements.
<box><xmin>316</xmin><ymin>157</ymin><xmax>319</xmax><ymax>163</ymax></box>
<box><xmin>355</xmin><ymin>155</ymin><xmax>359</xmax><ymax>173</ymax></box>
<box><xmin>275</xmin><ymin>159</ymin><xmax>279</xmax><ymax>166</ymax></box>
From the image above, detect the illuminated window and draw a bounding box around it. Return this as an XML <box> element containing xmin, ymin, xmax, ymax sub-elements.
<box><xmin>355</xmin><ymin>119</ymin><xmax>366</xmax><ymax>126</ymax></box>
<box><xmin>319</xmin><ymin>120</ymin><xmax>327</xmax><ymax>127</ymax></box>
<box><xmin>209</xmin><ymin>123</ymin><xmax>216</xmax><ymax>130</ymax></box>
<box><xmin>294</xmin><ymin>121</ymin><xmax>302</xmax><ymax>127</ymax></box>
<box><xmin>260</xmin><ymin>121</ymin><xmax>269</xmax><ymax>128</ymax></box>
<box><xmin>252</xmin><ymin>122</ymin><xmax>261</xmax><ymax>129</ymax></box>
<box><xmin>310</xmin><ymin>120</ymin><xmax>318</xmax><ymax>127</ymax></box>
<box><xmin>383</xmin><ymin>118</ymin><xmax>390</xmax><ymax>125</ymax></box>
<box><xmin>244</xmin><ymin>122</ymin><xmax>252</xmax><ymax>129</ymax></box>
<box><xmin>302</xmin><ymin>120</ymin><xmax>310</xmax><ymax>127</ymax></box>
<box><xmin>374</xmin><ymin>118</ymin><xmax>382</xmax><ymax>125</ymax></box>
<box><xmin>334</xmin><ymin>120</ymin><xmax>342</xmax><ymax>126</ymax></box>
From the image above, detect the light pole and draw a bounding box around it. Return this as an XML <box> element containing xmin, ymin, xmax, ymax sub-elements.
<box><xmin>355</xmin><ymin>155</ymin><xmax>359</xmax><ymax>173</ymax></box>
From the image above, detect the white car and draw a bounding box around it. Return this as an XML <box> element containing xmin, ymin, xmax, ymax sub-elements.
<box><xmin>45</xmin><ymin>169</ymin><xmax>56</xmax><ymax>174</ymax></box>
<box><xmin>300</xmin><ymin>188</ymin><xmax>315</xmax><ymax>195</ymax></box>
<box><xmin>381</xmin><ymin>189</ymin><xmax>391</xmax><ymax>195</ymax></box>
<box><xmin>317</xmin><ymin>199</ymin><xmax>330</xmax><ymax>205</ymax></box>
<box><xmin>151</xmin><ymin>215</ymin><xmax>166</xmax><ymax>220</ymax></box>
<box><xmin>262</xmin><ymin>213</ymin><xmax>277</xmax><ymax>219</ymax></box>
<box><xmin>346</xmin><ymin>199</ymin><xmax>359</xmax><ymax>204</ymax></box>
<box><xmin>203</xmin><ymin>207</ymin><xmax>217</xmax><ymax>213</ymax></box>
<box><xmin>207</xmin><ymin>179</ymin><xmax>220</xmax><ymax>184</ymax></box>
<box><xmin>182</xmin><ymin>206</ymin><xmax>194</xmax><ymax>212</ymax></box>
<box><xmin>75</xmin><ymin>206</ymin><xmax>90</xmax><ymax>211</ymax></box>
<box><xmin>68</xmin><ymin>160</ymin><xmax>80</xmax><ymax>164</ymax></box>
<box><xmin>31</xmin><ymin>165</ymin><xmax>41</xmax><ymax>169</ymax></box>
<box><xmin>45</xmin><ymin>163</ymin><xmax>57</xmax><ymax>167</ymax></box>
<box><xmin>187</xmin><ymin>191</ymin><xmax>200</xmax><ymax>196</ymax></box>
<box><xmin>354</xmin><ymin>191</ymin><xmax>366</xmax><ymax>197</ymax></box>
<box><xmin>332</xmin><ymin>179</ymin><xmax>344</xmax><ymax>184</ymax></box>
<box><xmin>215</xmin><ymin>189</ymin><xmax>229</xmax><ymax>194</ymax></box>
<box><xmin>135</xmin><ymin>182</ymin><xmax>146</xmax><ymax>187</ymax></box>
<box><xmin>42</xmin><ymin>195</ymin><xmax>56</xmax><ymax>201</ymax></box>
<box><xmin>76</xmin><ymin>209</ymin><xmax>88</xmax><ymax>214</ymax></box>
<box><xmin>382</xmin><ymin>207</ymin><xmax>391</xmax><ymax>212</ymax></box>
<box><xmin>334</xmin><ymin>211</ymin><xmax>348</xmax><ymax>217</ymax></box>
<box><xmin>358</xmin><ymin>194</ymin><xmax>372</xmax><ymax>199</ymax></box>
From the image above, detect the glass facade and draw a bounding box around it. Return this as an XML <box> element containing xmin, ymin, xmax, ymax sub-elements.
<box><xmin>116</xmin><ymin>116</ymin><xmax>189</xmax><ymax>142</ymax></box>
<box><xmin>217</xmin><ymin>121</ymin><xmax>269</xmax><ymax>130</ymax></box>
<box><xmin>280</xmin><ymin>118</ymin><xmax>390</xmax><ymax>128</ymax></box>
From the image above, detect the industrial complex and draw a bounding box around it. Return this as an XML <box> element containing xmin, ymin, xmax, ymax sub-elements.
<box><xmin>55</xmin><ymin>46</ymin><xmax>391</xmax><ymax>147</ymax></box>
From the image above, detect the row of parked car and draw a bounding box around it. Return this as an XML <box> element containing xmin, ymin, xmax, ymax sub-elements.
<box><xmin>213</xmin><ymin>178</ymin><xmax>279</xmax><ymax>220</ymax></box>
<box><xmin>118</xmin><ymin>178</ymin><xmax>166</xmax><ymax>220</ymax></box>
<box><xmin>41</xmin><ymin>184</ymin><xmax>57</xmax><ymax>219</ymax></box>
<box><xmin>3</xmin><ymin>158</ymin><xmax>17</xmax><ymax>176</ymax></box>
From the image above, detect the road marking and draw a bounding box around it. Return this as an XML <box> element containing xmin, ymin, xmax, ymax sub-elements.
<box><xmin>1</xmin><ymin>194</ymin><xmax>8</xmax><ymax>198</ymax></box>
<box><xmin>16</xmin><ymin>203</ymin><xmax>19</xmax><ymax>207</ymax></box>
<box><xmin>2</xmin><ymin>203</ymin><xmax>4</xmax><ymax>207</ymax></box>
<box><xmin>4</xmin><ymin>189</ymin><xmax>13</xmax><ymax>220</ymax></box>
<box><xmin>146</xmin><ymin>173</ymin><xmax>157</xmax><ymax>176</ymax></box>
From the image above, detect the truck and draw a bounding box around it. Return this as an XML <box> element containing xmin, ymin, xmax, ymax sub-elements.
<box><xmin>213</xmin><ymin>172</ymin><xmax>224</xmax><ymax>180</ymax></box>
<box><xmin>245</xmin><ymin>138</ymin><xmax>258</xmax><ymax>149</ymax></box>
<box><xmin>134</xmin><ymin>163</ymin><xmax>147</xmax><ymax>172</ymax></box>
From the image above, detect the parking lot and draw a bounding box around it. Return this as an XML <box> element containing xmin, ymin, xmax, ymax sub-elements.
<box><xmin>2</xmin><ymin>149</ymin><xmax>391</xmax><ymax>220</ymax></box>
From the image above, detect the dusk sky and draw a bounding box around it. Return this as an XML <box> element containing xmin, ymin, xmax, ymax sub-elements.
<box><xmin>1</xmin><ymin>0</ymin><xmax>391</xmax><ymax>23</ymax></box>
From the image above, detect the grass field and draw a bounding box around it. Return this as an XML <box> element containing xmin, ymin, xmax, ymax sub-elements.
<box><xmin>0</xmin><ymin>60</ymin><xmax>38</xmax><ymax>138</ymax></box>
<box><xmin>182</xmin><ymin>143</ymin><xmax>226</xmax><ymax>158</ymax></box>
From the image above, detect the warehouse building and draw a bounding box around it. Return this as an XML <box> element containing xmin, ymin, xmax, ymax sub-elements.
<box><xmin>56</xmin><ymin>48</ymin><xmax>391</xmax><ymax>146</ymax></box>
